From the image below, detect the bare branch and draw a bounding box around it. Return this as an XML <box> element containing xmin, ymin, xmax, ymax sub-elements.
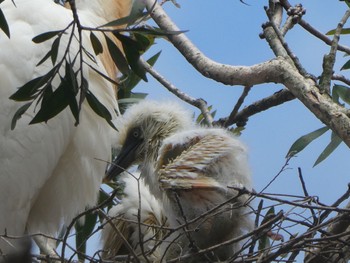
<box><xmin>139</xmin><ymin>58</ymin><xmax>214</xmax><ymax>125</ymax></box>
<box><xmin>319</xmin><ymin>9</ymin><xmax>350</xmax><ymax>93</ymax></box>
<box><xmin>223</xmin><ymin>86</ymin><xmax>251</xmax><ymax>128</ymax></box>
<box><xmin>280</xmin><ymin>0</ymin><xmax>350</xmax><ymax>54</ymax></box>
<box><xmin>332</xmin><ymin>74</ymin><xmax>350</xmax><ymax>86</ymax></box>
<box><xmin>215</xmin><ymin>89</ymin><xmax>295</xmax><ymax>127</ymax></box>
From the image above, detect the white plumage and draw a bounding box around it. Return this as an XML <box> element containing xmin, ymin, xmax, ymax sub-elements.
<box><xmin>104</xmin><ymin>101</ymin><xmax>252</xmax><ymax>261</ymax></box>
<box><xmin>0</xmin><ymin>0</ymin><xmax>131</xmax><ymax>255</ymax></box>
<box><xmin>102</xmin><ymin>173</ymin><xmax>168</xmax><ymax>262</ymax></box>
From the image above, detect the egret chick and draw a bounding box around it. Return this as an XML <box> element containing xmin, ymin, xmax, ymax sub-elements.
<box><xmin>154</xmin><ymin>128</ymin><xmax>252</xmax><ymax>261</ymax></box>
<box><xmin>101</xmin><ymin>173</ymin><xmax>168</xmax><ymax>262</ymax></box>
<box><xmin>106</xmin><ymin>100</ymin><xmax>194</xmax><ymax>182</ymax></box>
<box><xmin>106</xmin><ymin>101</ymin><xmax>252</xmax><ymax>261</ymax></box>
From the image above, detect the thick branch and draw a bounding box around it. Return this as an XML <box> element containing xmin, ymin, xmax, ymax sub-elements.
<box><xmin>145</xmin><ymin>0</ymin><xmax>350</xmax><ymax>148</ymax></box>
<box><xmin>214</xmin><ymin>89</ymin><xmax>295</xmax><ymax>127</ymax></box>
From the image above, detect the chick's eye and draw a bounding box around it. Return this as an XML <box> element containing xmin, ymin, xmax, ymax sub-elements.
<box><xmin>132</xmin><ymin>128</ymin><xmax>140</xmax><ymax>138</ymax></box>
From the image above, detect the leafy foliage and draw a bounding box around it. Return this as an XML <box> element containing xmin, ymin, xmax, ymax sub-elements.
<box><xmin>8</xmin><ymin>8</ymin><xmax>180</xmax><ymax>130</ymax></box>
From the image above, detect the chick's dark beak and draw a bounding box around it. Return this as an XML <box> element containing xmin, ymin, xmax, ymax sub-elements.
<box><xmin>105</xmin><ymin>137</ymin><xmax>143</xmax><ymax>181</ymax></box>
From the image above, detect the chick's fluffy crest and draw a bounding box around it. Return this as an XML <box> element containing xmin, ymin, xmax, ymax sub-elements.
<box><xmin>115</xmin><ymin>100</ymin><xmax>194</xmax><ymax>148</ymax></box>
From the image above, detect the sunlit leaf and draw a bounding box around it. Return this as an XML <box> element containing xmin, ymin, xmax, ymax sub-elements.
<box><xmin>313</xmin><ymin>132</ymin><xmax>343</xmax><ymax>167</ymax></box>
<box><xmin>32</xmin><ymin>30</ymin><xmax>63</xmax><ymax>43</ymax></box>
<box><xmin>326</xmin><ymin>28</ymin><xmax>350</xmax><ymax>35</ymax></box>
<box><xmin>86</xmin><ymin>90</ymin><xmax>117</xmax><ymax>130</ymax></box>
<box><xmin>332</xmin><ymin>84</ymin><xmax>350</xmax><ymax>105</ymax></box>
<box><xmin>11</xmin><ymin>102</ymin><xmax>31</xmax><ymax>130</ymax></box>
<box><xmin>90</xmin><ymin>32</ymin><xmax>103</xmax><ymax>55</ymax></box>
<box><xmin>105</xmin><ymin>35</ymin><xmax>130</xmax><ymax>75</ymax></box>
<box><xmin>0</xmin><ymin>8</ymin><xmax>10</xmax><ymax>38</ymax></box>
<box><xmin>286</xmin><ymin>126</ymin><xmax>329</xmax><ymax>158</ymax></box>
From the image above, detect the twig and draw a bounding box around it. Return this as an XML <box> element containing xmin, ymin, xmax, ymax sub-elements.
<box><xmin>223</xmin><ymin>86</ymin><xmax>251</xmax><ymax>128</ymax></box>
<box><xmin>264</xmin><ymin>6</ymin><xmax>312</xmax><ymax>79</ymax></box>
<box><xmin>280</xmin><ymin>0</ymin><xmax>350</xmax><ymax>54</ymax></box>
<box><xmin>215</xmin><ymin>89</ymin><xmax>295</xmax><ymax>127</ymax></box>
<box><xmin>332</xmin><ymin>74</ymin><xmax>350</xmax><ymax>86</ymax></box>
<box><xmin>139</xmin><ymin>58</ymin><xmax>214</xmax><ymax>126</ymax></box>
<box><xmin>319</xmin><ymin>9</ymin><xmax>350</xmax><ymax>93</ymax></box>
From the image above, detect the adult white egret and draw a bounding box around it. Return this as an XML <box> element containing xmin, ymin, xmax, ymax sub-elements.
<box><xmin>105</xmin><ymin>101</ymin><xmax>252</xmax><ymax>261</ymax></box>
<box><xmin>101</xmin><ymin>173</ymin><xmax>168</xmax><ymax>262</ymax></box>
<box><xmin>0</xmin><ymin>0</ymin><xmax>131</xmax><ymax>256</ymax></box>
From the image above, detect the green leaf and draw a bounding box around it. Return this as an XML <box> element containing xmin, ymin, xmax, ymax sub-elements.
<box><xmin>75</xmin><ymin>211</ymin><xmax>98</xmax><ymax>262</ymax></box>
<box><xmin>9</xmin><ymin>66</ymin><xmax>57</xmax><ymax>101</ymax></box>
<box><xmin>258</xmin><ymin>207</ymin><xmax>275</xmax><ymax>251</ymax></box>
<box><xmin>36</xmin><ymin>49</ymin><xmax>52</xmax><ymax>67</ymax></box>
<box><xmin>114</xmin><ymin>32</ymin><xmax>147</xmax><ymax>81</ymax></box>
<box><xmin>10</xmin><ymin>76</ymin><xmax>45</xmax><ymax>101</ymax></box>
<box><xmin>133</xmin><ymin>33</ymin><xmax>153</xmax><ymax>54</ymax></box>
<box><xmin>341</xmin><ymin>59</ymin><xmax>350</xmax><ymax>71</ymax></box>
<box><xmin>344</xmin><ymin>0</ymin><xmax>350</xmax><ymax>8</ymax></box>
<box><xmin>32</xmin><ymin>30</ymin><xmax>63</xmax><ymax>43</ymax></box>
<box><xmin>326</xmin><ymin>28</ymin><xmax>350</xmax><ymax>35</ymax></box>
<box><xmin>0</xmin><ymin>8</ymin><xmax>10</xmax><ymax>38</ymax></box>
<box><xmin>98</xmin><ymin>15</ymin><xmax>135</xmax><ymax>28</ymax></box>
<box><xmin>105</xmin><ymin>35</ymin><xmax>130</xmax><ymax>75</ymax></box>
<box><xmin>30</xmin><ymin>81</ymin><xmax>71</xmax><ymax>124</ymax></box>
<box><xmin>118</xmin><ymin>96</ymin><xmax>147</xmax><ymax>114</ymax></box>
<box><xmin>86</xmin><ymin>90</ymin><xmax>117</xmax><ymax>130</ymax></box>
<box><xmin>50</xmin><ymin>37</ymin><xmax>60</xmax><ymax>65</ymax></box>
<box><xmin>11</xmin><ymin>102</ymin><xmax>32</xmax><ymax>130</ymax></box>
<box><xmin>90</xmin><ymin>32</ymin><xmax>103</xmax><ymax>55</ymax></box>
<box><xmin>332</xmin><ymin>84</ymin><xmax>350</xmax><ymax>105</ymax></box>
<box><xmin>286</xmin><ymin>126</ymin><xmax>329</xmax><ymax>158</ymax></box>
<box><xmin>313</xmin><ymin>133</ymin><xmax>342</xmax><ymax>167</ymax></box>
<box><xmin>118</xmin><ymin>51</ymin><xmax>161</xmax><ymax>99</ymax></box>
<box><xmin>129</xmin><ymin>26</ymin><xmax>188</xmax><ymax>37</ymax></box>
<box><xmin>64</xmin><ymin>61</ymin><xmax>80</xmax><ymax>124</ymax></box>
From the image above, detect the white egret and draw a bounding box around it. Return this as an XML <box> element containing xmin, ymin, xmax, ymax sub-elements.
<box><xmin>0</xmin><ymin>0</ymin><xmax>131</xmax><ymax>256</ymax></box>
<box><xmin>106</xmin><ymin>101</ymin><xmax>252</xmax><ymax>261</ymax></box>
